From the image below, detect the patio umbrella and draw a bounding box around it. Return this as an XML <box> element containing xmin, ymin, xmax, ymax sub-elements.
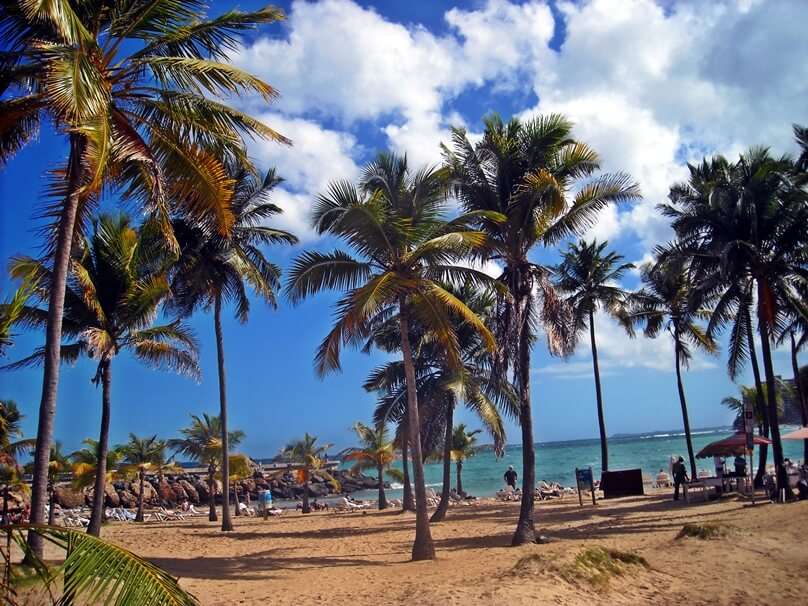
<box><xmin>781</xmin><ymin>426</ymin><xmax>808</xmax><ymax>440</ymax></box>
<box><xmin>696</xmin><ymin>431</ymin><xmax>773</xmax><ymax>458</ymax></box>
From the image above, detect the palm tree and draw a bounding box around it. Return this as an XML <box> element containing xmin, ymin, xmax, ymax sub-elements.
<box><xmin>443</xmin><ymin>113</ymin><xmax>641</xmax><ymax>544</ymax></box>
<box><xmin>169</xmin><ymin>165</ymin><xmax>297</xmax><ymax>532</ymax></box>
<box><xmin>70</xmin><ymin>439</ymin><xmax>122</xmax><ymax>509</ymax></box>
<box><xmin>45</xmin><ymin>441</ymin><xmax>71</xmax><ymax>526</ymax></box>
<box><xmin>9</xmin><ymin>214</ymin><xmax>200</xmax><ymax>536</ymax></box>
<box><xmin>663</xmin><ymin>147</ymin><xmax>808</xmax><ymax>491</ymax></box>
<box><xmin>449</xmin><ymin>424</ymin><xmax>481</xmax><ymax>495</ymax></box>
<box><xmin>282</xmin><ymin>433</ymin><xmax>339</xmax><ymax>514</ymax></box>
<box><xmin>118</xmin><ymin>434</ymin><xmax>164</xmax><ymax>523</ymax></box>
<box><xmin>722</xmin><ymin>383</ymin><xmax>786</xmax><ymax>432</ymax></box>
<box><xmin>630</xmin><ymin>253</ymin><xmax>717</xmax><ymax>478</ymax></box>
<box><xmin>168</xmin><ymin>413</ymin><xmax>244</xmax><ymax>522</ymax></box>
<box><xmin>0</xmin><ymin>272</ymin><xmax>39</xmax><ymax>357</ymax></box>
<box><xmin>286</xmin><ymin>152</ymin><xmax>496</xmax><ymax>559</ymax></box>
<box><xmin>553</xmin><ymin>239</ymin><xmax>635</xmax><ymax>472</ymax></box>
<box><xmin>0</xmin><ymin>401</ymin><xmax>34</xmax><ymax>525</ymax></box>
<box><xmin>228</xmin><ymin>454</ymin><xmax>256</xmax><ymax>516</ymax></box>
<box><xmin>363</xmin><ymin>284</ymin><xmax>513</xmax><ymax>523</ymax></box>
<box><xmin>339</xmin><ymin>422</ymin><xmax>401</xmax><ymax>510</ymax></box>
<box><xmin>1</xmin><ymin>3</ymin><xmax>288</xmax><ymax>552</ymax></box>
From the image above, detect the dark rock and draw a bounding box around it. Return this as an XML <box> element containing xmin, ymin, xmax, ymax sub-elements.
<box><xmin>53</xmin><ymin>484</ymin><xmax>84</xmax><ymax>509</ymax></box>
<box><xmin>178</xmin><ymin>479</ymin><xmax>198</xmax><ymax>503</ymax></box>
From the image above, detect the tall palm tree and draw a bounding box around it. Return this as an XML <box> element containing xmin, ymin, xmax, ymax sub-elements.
<box><xmin>663</xmin><ymin>147</ymin><xmax>808</xmax><ymax>491</ymax></box>
<box><xmin>169</xmin><ymin>165</ymin><xmax>297</xmax><ymax>532</ymax></box>
<box><xmin>118</xmin><ymin>434</ymin><xmax>164</xmax><ymax>523</ymax></box>
<box><xmin>553</xmin><ymin>239</ymin><xmax>635</xmax><ymax>472</ymax></box>
<box><xmin>631</xmin><ymin>253</ymin><xmax>717</xmax><ymax>478</ymax></box>
<box><xmin>0</xmin><ymin>2</ymin><xmax>288</xmax><ymax>552</ymax></box>
<box><xmin>282</xmin><ymin>433</ymin><xmax>339</xmax><ymax>514</ymax></box>
<box><xmin>448</xmin><ymin>424</ymin><xmax>481</xmax><ymax>495</ymax></box>
<box><xmin>339</xmin><ymin>422</ymin><xmax>401</xmax><ymax>510</ymax></box>
<box><xmin>8</xmin><ymin>214</ymin><xmax>200</xmax><ymax>536</ymax></box>
<box><xmin>443</xmin><ymin>113</ymin><xmax>641</xmax><ymax>544</ymax></box>
<box><xmin>168</xmin><ymin>413</ymin><xmax>244</xmax><ymax>522</ymax></box>
<box><xmin>286</xmin><ymin>152</ymin><xmax>496</xmax><ymax>559</ymax></box>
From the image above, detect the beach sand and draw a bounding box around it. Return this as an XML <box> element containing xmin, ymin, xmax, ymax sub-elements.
<box><xmin>45</xmin><ymin>492</ymin><xmax>808</xmax><ymax>604</ymax></box>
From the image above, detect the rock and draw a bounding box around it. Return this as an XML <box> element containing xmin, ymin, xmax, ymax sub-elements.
<box><xmin>178</xmin><ymin>479</ymin><xmax>198</xmax><ymax>503</ymax></box>
<box><xmin>118</xmin><ymin>489</ymin><xmax>137</xmax><ymax>508</ymax></box>
<box><xmin>131</xmin><ymin>479</ymin><xmax>157</xmax><ymax>504</ymax></box>
<box><xmin>53</xmin><ymin>484</ymin><xmax>84</xmax><ymax>509</ymax></box>
<box><xmin>104</xmin><ymin>483</ymin><xmax>120</xmax><ymax>507</ymax></box>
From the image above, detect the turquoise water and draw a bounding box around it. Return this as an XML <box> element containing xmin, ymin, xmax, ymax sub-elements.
<box><xmin>348</xmin><ymin>426</ymin><xmax>806</xmax><ymax>500</ymax></box>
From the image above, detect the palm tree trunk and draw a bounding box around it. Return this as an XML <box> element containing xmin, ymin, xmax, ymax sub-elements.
<box><xmin>214</xmin><ymin>292</ymin><xmax>234</xmax><ymax>531</ymax></box>
<box><xmin>399</xmin><ymin>302</ymin><xmax>435</xmax><ymax>561</ymax></box>
<box><xmin>87</xmin><ymin>359</ymin><xmax>112</xmax><ymax>537</ymax></box>
<box><xmin>431</xmin><ymin>405</ymin><xmax>453</xmax><ymax>523</ymax></box>
<box><xmin>673</xmin><ymin>330</ymin><xmax>697</xmax><ymax>479</ymax></box>
<box><xmin>233</xmin><ymin>481</ymin><xmax>240</xmax><ymax>516</ymax></box>
<box><xmin>512</xmin><ymin>278</ymin><xmax>536</xmax><ymax>546</ymax></box>
<box><xmin>27</xmin><ymin>135</ymin><xmax>86</xmax><ymax>559</ymax></box>
<box><xmin>790</xmin><ymin>332</ymin><xmax>808</xmax><ymax>463</ymax></box>
<box><xmin>377</xmin><ymin>462</ymin><xmax>387</xmax><ymax>510</ymax></box>
<box><xmin>400</xmin><ymin>428</ymin><xmax>415</xmax><ymax>512</ymax></box>
<box><xmin>208</xmin><ymin>465</ymin><xmax>217</xmax><ymax>522</ymax></box>
<box><xmin>589</xmin><ymin>310</ymin><xmax>608</xmax><ymax>472</ymax></box>
<box><xmin>302</xmin><ymin>471</ymin><xmax>310</xmax><ymax>514</ymax></box>
<box><xmin>758</xmin><ymin>313</ymin><xmax>790</xmax><ymax>497</ymax></box>
<box><xmin>456</xmin><ymin>460</ymin><xmax>464</xmax><ymax>495</ymax></box>
<box><xmin>136</xmin><ymin>470</ymin><xmax>145</xmax><ymax>522</ymax></box>
<box><xmin>746</xmin><ymin>307</ymin><xmax>769</xmax><ymax>487</ymax></box>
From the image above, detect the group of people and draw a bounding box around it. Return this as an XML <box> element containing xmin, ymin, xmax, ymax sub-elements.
<box><xmin>501</xmin><ymin>465</ymin><xmax>569</xmax><ymax>499</ymax></box>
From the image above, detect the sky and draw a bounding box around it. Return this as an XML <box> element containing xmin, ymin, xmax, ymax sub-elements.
<box><xmin>1</xmin><ymin>0</ymin><xmax>807</xmax><ymax>459</ymax></box>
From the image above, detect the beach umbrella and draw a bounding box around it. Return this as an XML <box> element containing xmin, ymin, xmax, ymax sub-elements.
<box><xmin>781</xmin><ymin>426</ymin><xmax>808</xmax><ymax>440</ymax></box>
<box><xmin>696</xmin><ymin>431</ymin><xmax>772</xmax><ymax>458</ymax></box>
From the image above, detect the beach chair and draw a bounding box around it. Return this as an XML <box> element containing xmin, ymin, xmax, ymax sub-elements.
<box><xmin>157</xmin><ymin>507</ymin><xmax>184</xmax><ymax>521</ymax></box>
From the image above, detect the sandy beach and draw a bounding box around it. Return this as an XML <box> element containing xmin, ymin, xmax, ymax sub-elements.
<box><xmin>38</xmin><ymin>491</ymin><xmax>808</xmax><ymax>605</ymax></box>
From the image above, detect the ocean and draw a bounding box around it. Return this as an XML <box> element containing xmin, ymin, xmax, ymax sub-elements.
<box><xmin>345</xmin><ymin>426</ymin><xmax>807</xmax><ymax>501</ymax></box>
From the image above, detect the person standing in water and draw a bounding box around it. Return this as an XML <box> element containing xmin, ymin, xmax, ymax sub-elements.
<box><xmin>504</xmin><ymin>465</ymin><xmax>518</xmax><ymax>488</ymax></box>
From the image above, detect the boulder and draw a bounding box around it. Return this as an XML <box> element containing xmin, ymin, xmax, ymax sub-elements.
<box><xmin>117</xmin><ymin>489</ymin><xmax>137</xmax><ymax>509</ymax></box>
<box><xmin>169</xmin><ymin>482</ymin><xmax>188</xmax><ymax>504</ymax></box>
<box><xmin>104</xmin><ymin>482</ymin><xmax>120</xmax><ymax>507</ymax></box>
<box><xmin>178</xmin><ymin>479</ymin><xmax>198</xmax><ymax>503</ymax></box>
<box><xmin>131</xmin><ymin>479</ymin><xmax>157</xmax><ymax>504</ymax></box>
<box><xmin>53</xmin><ymin>484</ymin><xmax>84</xmax><ymax>509</ymax></box>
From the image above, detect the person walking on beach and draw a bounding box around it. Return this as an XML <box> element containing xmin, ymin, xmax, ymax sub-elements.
<box><xmin>672</xmin><ymin>456</ymin><xmax>688</xmax><ymax>500</ymax></box>
<box><xmin>504</xmin><ymin>465</ymin><xmax>518</xmax><ymax>488</ymax></box>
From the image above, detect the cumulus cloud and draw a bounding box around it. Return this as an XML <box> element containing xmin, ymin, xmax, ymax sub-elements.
<box><xmin>230</xmin><ymin>0</ymin><xmax>808</xmax><ymax>351</ymax></box>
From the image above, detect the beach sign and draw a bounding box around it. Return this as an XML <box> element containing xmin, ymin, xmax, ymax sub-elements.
<box><xmin>575</xmin><ymin>467</ymin><xmax>596</xmax><ymax>506</ymax></box>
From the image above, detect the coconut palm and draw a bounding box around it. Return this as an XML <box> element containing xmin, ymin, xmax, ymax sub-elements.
<box><xmin>70</xmin><ymin>439</ymin><xmax>122</xmax><ymax>509</ymax></box>
<box><xmin>553</xmin><ymin>239</ymin><xmax>635</xmax><ymax>472</ymax></box>
<box><xmin>286</xmin><ymin>152</ymin><xmax>497</xmax><ymax>559</ymax></box>
<box><xmin>363</xmin><ymin>284</ymin><xmax>513</xmax><ymax>523</ymax></box>
<box><xmin>168</xmin><ymin>164</ymin><xmax>297</xmax><ymax>532</ymax></box>
<box><xmin>448</xmin><ymin>424</ymin><xmax>482</xmax><ymax>495</ymax></box>
<box><xmin>8</xmin><ymin>214</ymin><xmax>200</xmax><ymax>536</ymax></box>
<box><xmin>0</xmin><ymin>401</ymin><xmax>34</xmax><ymax>525</ymax></box>
<box><xmin>41</xmin><ymin>441</ymin><xmax>72</xmax><ymax>526</ymax></box>
<box><xmin>339</xmin><ymin>422</ymin><xmax>402</xmax><ymax>510</ymax></box>
<box><xmin>228</xmin><ymin>454</ymin><xmax>256</xmax><ymax>516</ymax></box>
<box><xmin>118</xmin><ymin>434</ymin><xmax>165</xmax><ymax>523</ymax></box>
<box><xmin>168</xmin><ymin>413</ymin><xmax>244</xmax><ymax>522</ymax></box>
<box><xmin>282</xmin><ymin>433</ymin><xmax>339</xmax><ymax>515</ymax></box>
<box><xmin>630</xmin><ymin>252</ymin><xmax>717</xmax><ymax>478</ymax></box>
<box><xmin>443</xmin><ymin>113</ymin><xmax>641</xmax><ymax>544</ymax></box>
<box><xmin>0</xmin><ymin>272</ymin><xmax>39</xmax><ymax>357</ymax></box>
<box><xmin>722</xmin><ymin>382</ymin><xmax>786</xmax><ymax>431</ymax></box>
<box><xmin>663</xmin><ymin>147</ymin><xmax>808</xmax><ymax>492</ymax></box>
<box><xmin>1</xmin><ymin>2</ymin><xmax>288</xmax><ymax>551</ymax></box>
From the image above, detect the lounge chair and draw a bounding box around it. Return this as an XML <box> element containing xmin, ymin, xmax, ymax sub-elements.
<box><xmin>496</xmin><ymin>485</ymin><xmax>520</xmax><ymax>501</ymax></box>
<box><xmin>239</xmin><ymin>502</ymin><xmax>257</xmax><ymax>517</ymax></box>
<box><xmin>156</xmin><ymin>507</ymin><xmax>184</xmax><ymax>522</ymax></box>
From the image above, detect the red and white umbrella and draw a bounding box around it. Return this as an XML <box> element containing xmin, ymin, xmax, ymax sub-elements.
<box><xmin>782</xmin><ymin>426</ymin><xmax>808</xmax><ymax>440</ymax></box>
<box><xmin>696</xmin><ymin>431</ymin><xmax>772</xmax><ymax>458</ymax></box>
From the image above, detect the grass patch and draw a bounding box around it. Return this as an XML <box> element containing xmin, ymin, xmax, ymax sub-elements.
<box><xmin>676</xmin><ymin>522</ymin><xmax>735</xmax><ymax>540</ymax></box>
<box><xmin>561</xmin><ymin>547</ymin><xmax>649</xmax><ymax>588</ymax></box>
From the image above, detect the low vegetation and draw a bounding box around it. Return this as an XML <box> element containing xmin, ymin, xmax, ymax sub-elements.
<box><xmin>562</xmin><ymin>546</ymin><xmax>650</xmax><ymax>588</ymax></box>
<box><xmin>676</xmin><ymin>522</ymin><xmax>736</xmax><ymax>540</ymax></box>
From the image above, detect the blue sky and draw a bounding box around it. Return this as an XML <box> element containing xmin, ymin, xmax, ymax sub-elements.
<box><xmin>1</xmin><ymin>0</ymin><xmax>807</xmax><ymax>459</ymax></box>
